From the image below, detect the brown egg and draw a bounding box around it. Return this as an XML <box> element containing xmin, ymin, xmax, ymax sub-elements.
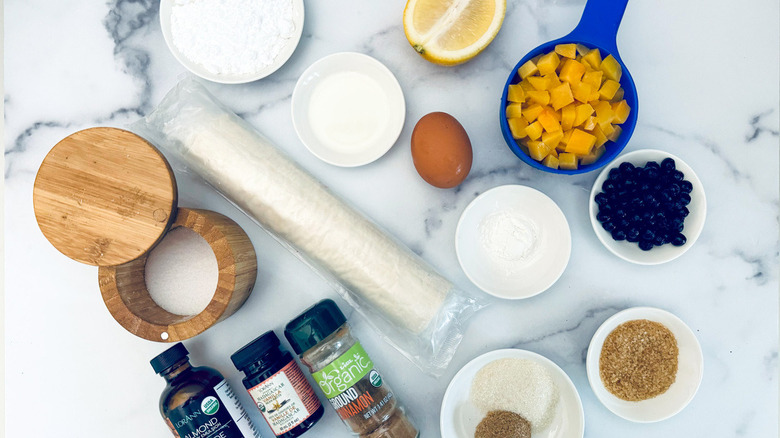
<box><xmin>411</xmin><ymin>112</ymin><xmax>473</xmax><ymax>188</ymax></box>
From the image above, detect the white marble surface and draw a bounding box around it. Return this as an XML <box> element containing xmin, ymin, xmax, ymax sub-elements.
<box><xmin>5</xmin><ymin>0</ymin><xmax>779</xmax><ymax>436</ymax></box>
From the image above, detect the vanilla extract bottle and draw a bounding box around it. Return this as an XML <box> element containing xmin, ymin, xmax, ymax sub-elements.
<box><xmin>152</xmin><ymin>342</ymin><xmax>259</xmax><ymax>438</ymax></box>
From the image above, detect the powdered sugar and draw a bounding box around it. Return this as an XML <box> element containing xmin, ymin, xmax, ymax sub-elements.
<box><xmin>171</xmin><ymin>0</ymin><xmax>295</xmax><ymax>77</ymax></box>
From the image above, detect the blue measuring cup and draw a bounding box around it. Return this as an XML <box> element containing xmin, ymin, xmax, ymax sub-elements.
<box><xmin>499</xmin><ymin>0</ymin><xmax>638</xmax><ymax>175</ymax></box>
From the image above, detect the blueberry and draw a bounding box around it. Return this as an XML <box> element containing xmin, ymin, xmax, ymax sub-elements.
<box><xmin>680</xmin><ymin>193</ymin><xmax>691</xmax><ymax>205</ymax></box>
<box><xmin>669</xmin><ymin>183</ymin><xmax>681</xmax><ymax>196</ymax></box>
<box><xmin>627</xmin><ymin>228</ymin><xmax>640</xmax><ymax>239</ymax></box>
<box><xmin>602</xmin><ymin>180</ymin><xmax>616</xmax><ymax>192</ymax></box>
<box><xmin>602</xmin><ymin>221</ymin><xmax>616</xmax><ymax>232</ymax></box>
<box><xmin>653</xmin><ymin>234</ymin><xmax>666</xmax><ymax>246</ymax></box>
<box><xmin>615</xmin><ymin>208</ymin><xmax>627</xmax><ymax>218</ymax></box>
<box><xmin>673</xmin><ymin>170</ymin><xmax>685</xmax><ymax>181</ymax></box>
<box><xmin>619</xmin><ymin>219</ymin><xmax>631</xmax><ymax>229</ymax></box>
<box><xmin>646</xmin><ymin>161</ymin><xmax>660</xmax><ymax>170</ymax></box>
<box><xmin>619</xmin><ymin>162</ymin><xmax>635</xmax><ymax>173</ymax></box>
<box><xmin>638</xmin><ymin>240</ymin><xmax>654</xmax><ymax>251</ymax></box>
<box><xmin>680</xmin><ymin>181</ymin><xmax>693</xmax><ymax>194</ymax></box>
<box><xmin>675</xmin><ymin>222</ymin><xmax>685</xmax><ymax>233</ymax></box>
<box><xmin>608</xmin><ymin>168</ymin><xmax>622</xmax><ymax>180</ymax></box>
<box><xmin>597</xmin><ymin>212</ymin><xmax>611</xmax><ymax>223</ymax></box>
<box><xmin>671</xmin><ymin>233</ymin><xmax>687</xmax><ymax>246</ymax></box>
<box><xmin>595</xmin><ymin>192</ymin><xmax>609</xmax><ymax>206</ymax></box>
<box><xmin>646</xmin><ymin>168</ymin><xmax>659</xmax><ymax>180</ymax></box>
<box><xmin>680</xmin><ymin>206</ymin><xmax>690</xmax><ymax>217</ymax></box>
<box><xmin>642</xmin><ymin>229</ymin><xmax>655</xmax><ymax>241</ymax></box>
<box><xmin>661</xmin><ymin>157</ymin><xmax>676</xmax><ymax>171</ymax></box>
<box><xmin>630</xmin><ymin>213</ymin><xmax>642</xmax><ymax>223</ymax></box>
<box><xmin>612</xmin><ymin>229</ymin><xmax>627</xmax><ymax>241</ymax></box>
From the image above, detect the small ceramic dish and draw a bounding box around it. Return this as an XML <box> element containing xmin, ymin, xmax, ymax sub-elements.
<box><xmin>159</xmin><ymin>0</ymin><xmax>304</xmax><ymax>84</ymax></box>
<box><xmin>589</xmin><ymin>149</ymin><xmax>706</xmax><ymax>265</ymax></box>
<box><xmin>456</xmin><ymin>185</ymin><xmax>571</xmax><ymax>299</ymax></box>
<box><xmin>586</xmin><ymin>307</ymin><xmax>704</xmax><ymax>422</ymax></box>
<box><xmin>440</xmin><ymin>348</ymin><xmax>584</xmax><ymax>438</ymax></box>
<box><xmin>291</xmin><ymin>52</ymin><xmax>406</xmax><ymax>167</ymax></box>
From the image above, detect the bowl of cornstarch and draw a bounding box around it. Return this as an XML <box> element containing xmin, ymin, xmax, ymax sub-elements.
<box><xmin>160</xmin><ymin>0</ymin><xmax>304</xmax><ymax>83</ymax></box>
<box><xmin>440</xmin><ymin>349</ymin><xmax>584</xmax><ymax>438</ymax></box>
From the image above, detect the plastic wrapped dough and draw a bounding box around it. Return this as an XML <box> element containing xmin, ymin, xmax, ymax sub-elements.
<box><xmin>133</xmin><ymin>78</ymin><xmax>480</xmax><ymax>375</ymax></box>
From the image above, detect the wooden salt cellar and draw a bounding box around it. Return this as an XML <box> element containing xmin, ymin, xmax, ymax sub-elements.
<box><xmin>33</xmin><ymin>127</ymin><xmax>258</xmax><ymax>342</ymax></box>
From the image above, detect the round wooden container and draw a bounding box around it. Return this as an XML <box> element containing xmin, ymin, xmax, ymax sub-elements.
<box><xmin>33</xmin><ymin>127</ymin><xmax>258</xmax><ymax>342</ymax></box>
<box><xmin>98</xmin><ymin>208</ymin><xmax>257</xmax><ymax>342</ymax></box>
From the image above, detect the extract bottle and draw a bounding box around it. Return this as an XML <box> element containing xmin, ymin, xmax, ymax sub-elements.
<box><xmin>231</xmin><ymin>331</ymin><xmax>324</xmax><ymax>437</ymax></box>
<box><xmin>151</xmin><ymin>342</ymin><xmax>259</xmax><ymax>438</ymax></box>
<box><xmin>284</xmin><ymin>299</ymin><xmax>419</xmax><ymax>437</ymax></box>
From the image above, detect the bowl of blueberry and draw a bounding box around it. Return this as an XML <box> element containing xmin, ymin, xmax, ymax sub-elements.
<box><xmin>589</xmin><ymin>149</ymin><xmax>706</xmax><ymax>265</ymax></box>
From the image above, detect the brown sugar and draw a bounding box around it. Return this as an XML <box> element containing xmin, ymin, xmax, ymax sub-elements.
<box><xmin>475</xmin><ymin>410</ymin><xmax>531</xmax><ymax>438</ymax></box>
<box><xmin>599</xmin><ymin>319</ymin><xmax>678</xmax><ymax>401</ymax></box>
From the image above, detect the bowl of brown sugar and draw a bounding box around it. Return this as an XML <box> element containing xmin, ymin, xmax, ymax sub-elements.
<box><xmin>586</xmin><ymin>307</ymin><xmax>704</xmax><ymax>422</ymax></box>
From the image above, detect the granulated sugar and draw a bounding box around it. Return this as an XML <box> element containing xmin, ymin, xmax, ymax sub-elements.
<box><xmin>171</xmin><ymin>0</ymin><xmax>295</xmax><ymax>76</ymax></box>
<box><xmin>145</xmin><ymin>227</ymin><xmax>219</xmax><ymax>316</ymax></box>
<box><xmin>470</xmin><ymin>358</ymin><xmax>559</xmax><ymax>433</ymax></box>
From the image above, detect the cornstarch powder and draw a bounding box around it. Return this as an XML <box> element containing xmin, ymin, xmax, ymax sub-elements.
<box><xmin>171</xmin><ymin>0</ymin><xmax>295</xmax><ymax>76</ymax></box>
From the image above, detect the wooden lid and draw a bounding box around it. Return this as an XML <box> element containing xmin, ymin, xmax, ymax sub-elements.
<box><xmin>33</xmin><ymin>127</ymin><xmax>178</xmax><ymax>266</ymax></box>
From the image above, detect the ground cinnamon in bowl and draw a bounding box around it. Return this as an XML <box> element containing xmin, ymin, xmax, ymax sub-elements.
<box><xmin>475</xmin><ymin>410</ymin><xmax>531</xmax><ymax>438</ymax></box>
<box><xmin>599</xmin><ymin>319</ymin><xmax>679</xmax><ymax>401</ymax></box>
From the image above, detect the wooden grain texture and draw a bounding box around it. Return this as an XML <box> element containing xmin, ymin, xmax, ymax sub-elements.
<box><xmin>98</xmin><ymin>208</ymin><xmax>258</xmax><ymax>342</ymax></box>
<box><xmin>33</xmin><ymin>127</ymin><xmax>178</xmax><ymax>266</ymax></box>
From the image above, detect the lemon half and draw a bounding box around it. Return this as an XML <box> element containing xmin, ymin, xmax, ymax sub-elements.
<box><xmin>403</xmin><ymin>0</ymin><xmax>506</xmax><ymax>66</ymax></box>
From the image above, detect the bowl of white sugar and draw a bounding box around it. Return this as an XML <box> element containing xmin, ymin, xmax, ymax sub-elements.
<box><xmin>160</xmin><ymin>0</ymin><xmax>304</xmax><ymax>83</ymax></box>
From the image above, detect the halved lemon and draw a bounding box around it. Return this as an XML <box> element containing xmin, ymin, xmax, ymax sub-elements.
<box><xmin>403</xmin><ymin>0</ymin><xmax>506</xmax><ymax>66</ymax></box>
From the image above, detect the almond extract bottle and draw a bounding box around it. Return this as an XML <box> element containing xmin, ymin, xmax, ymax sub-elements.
<box><xmin>151</xmin><ymin>342</ymin><xmax>259</xmax><ymax>438</ymax></box>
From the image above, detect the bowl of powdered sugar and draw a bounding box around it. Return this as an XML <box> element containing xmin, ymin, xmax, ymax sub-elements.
<box><xmin>160</xmin><ymin>0</ymin><xmax>304</xmax><ymax>83</ymax></box>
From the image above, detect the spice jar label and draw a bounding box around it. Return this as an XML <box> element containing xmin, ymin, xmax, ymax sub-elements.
<box><xmin>312</xmin><ymin>343</ymin><xmax>374</xmax><ymax>397</ymax></box>
<box><xmin>247</xmin><ymin>360</ymin><xmax>321</xmax><ymax>436</ymax></box>
<box><xmin>167</xmin><ymin>379</ymin><xmax>259</xmax><ymax>438</ymax></box>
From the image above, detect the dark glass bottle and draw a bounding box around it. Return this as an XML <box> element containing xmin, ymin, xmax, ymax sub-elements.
<box><xmin>151</xmin><ymin>342</ymin><xmax>259</xmax><ymax>438</ymax></box>
<box><xmin>231</xmin><ymin>331</ymin><xmax>324</xmax><ymax>437</ymax></box>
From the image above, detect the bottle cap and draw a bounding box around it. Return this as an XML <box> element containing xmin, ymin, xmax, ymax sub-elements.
<box><xmin>150</xmin><ymin>342</ymin><xmax>189</xmax><ymax>374</ymax></box>
<box><xmin>284</xmin><ymin>299</ymin><xmax>347</xmax><ymax>355</ymax></box>
<box><xmin>230</xmin><ymin>331</ymin><xmax>282</xmax><ymax>371</ymax></box>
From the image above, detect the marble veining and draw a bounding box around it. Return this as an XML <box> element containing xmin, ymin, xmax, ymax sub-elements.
<box><xmin>5</xmin><ymin>0</ymin><xmax>779</xmax><ymax>437</ymax></box>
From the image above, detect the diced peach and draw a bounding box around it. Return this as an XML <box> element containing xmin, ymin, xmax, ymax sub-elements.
<box><xmin>507</xmin><ymin>84</ymin><xmax>526</xmax><ymax>102</ymax></box>
<box><xmin>592</xmin><ymin>124</ymin><xmax>608</xmax><ymax>147</ymax></box>
<box><xmin>612</xmin><ymin>87</ymin><xmax>625</xmax><ymax>102</ymax></box>
<box><xmin>607</xmin><ymin>124</ymin><xmax>623</xmax><ymax>141</ymax></box>
<box><xmin>612</xmin><ymin>100</ymin><xmax>631</xmax><ymax>123</ymax></box>
<box><xmin>518</xmin><ymin>60</ymin><xmax>538</xmax><ymax>79</ymax></box>
<box><xmin>555</xmin><ymin>44</ymin><xmax>577</xmax><ymax>59</ymax></box>
<box><xmin>544</xmin><ymin>73</ymin><xmax>562</xmax><ymax>88</ymax></box>
<box><xmin>558</xmin><ymin>153</ymin><xmax>578</xmax><ymax>170</ymax></box>
<box><xmin>537</xmin><ymin>109</ymin><xmax>561</xmax><ymax>133</ymax></box>
<box><xmin>600</xmin><ymin>121</ymin><xmax>615</xmax><ymax>137</ymax></box>
<box><xmin>560</xmin><ymin>103</ymin><xmax>576</xmax><ymax>130</ymax></box>
<box><xmin>582</xmin><ymin>70</ymin><xmax>603</xmax><ymax>89</ymax></box>
<box><xmin>525</xmin><ymin>121</ymin><xmax>544</xmax><ymax>140</ymax></box>
<box><xmin>528</xmin><ymin>76</ymin><xmax>551</xmax><ymax>91</ymax></box>
<box><xmin>550</xmin><ymin>83</ymin><xmax>574</xmax><ymax>111</ymax></box>
<box><xmin>508</xmin><ymin>117</ymin><xmax>528</xmax><ymax>139</ymax></box>
<box><xmin>519</xmin><ymin>79</ymin><xmax>535</xmax><ymax>92</ymax></box>
<box><xmin>573</xmin><ymin>103</ymin><xmax>595</xmax><ymax>126</ymax></box>
<box><xmin>522</xmin><ymin>104</ymin><xmax>544</xmax><ymax>123</ymax></box>
<box><xmin>582</xmin><ymin>116</ymin><xmax>597</xmax><ymax>131</ymax></box>
<box><xmin>542</xmin><ymin>130</ymin><xmax>564</xmax><ymax>150</ymax></box>
<box><xmin>599</xmin><ymin>79</ymin><xmax>621</xmax><ymax>100</ymax></box>
<box><xmin>572</xmin><ymin>81</ymin><xmax>593</xmax><ymax>103</ymax></box>
<box><xmin>527</xmin><ymin>90</ymin><xmax>550</xmax><ymax>106</ymax></box>
<box><xmin>582</xmin><ymin>48</ymin><xmax>602</xmax><ymax>69</ymax></box>
<box><xmin>527</xmin><ymin>140</ymin><xmax>550</xmax><ymax>161</ymax></box>
<box><xmin>601</xmin><ymin>55</ymin><xmax>622</xmax><ymax>81</ymax></box>
<box><xmin>542</xmin><ymin>154</ymin><xmax>560</xmax><ymax>169</ymax></box>
<box><xmin>506</xmin><ymin>103</ymin><xmax>524</xmax><ymax>118</ymax></box>
<box><xmin>559</xmin><ymin>59</ymin><xmax>586</xmax><ymax>84</ymax></box>
<box><xmin>537</xmin><ymin>52</ymin><xmax>560</xmax><ymax>75</ymax></box>
<box><xmin>579</xmin><ymin>145</ymin><xmax>606</xmax><ymax>165</ymax></box>
<box><xmin>565</xmin><ymin>129</ymin><xmax>596</xmax><ymax>156</ymax></box>
<box><xmin>576</xmin><ymin>44</ymin><xmax>590</xmax><ymax>56</ymax></box>
<box><xmin>594</xmin><ymin>101</ymin><xmax>615</xmax><ymax>124</ymax></box>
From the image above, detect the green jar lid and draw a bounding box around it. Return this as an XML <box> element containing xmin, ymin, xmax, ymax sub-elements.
<box><xmin>284</xmin><ymin>299</ymin><xmax>346</xmax><ymax>355</ymax></box>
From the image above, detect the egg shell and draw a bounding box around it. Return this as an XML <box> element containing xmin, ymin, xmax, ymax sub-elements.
<box><xmin>411</xmin><ymin>112</ymin><xmax>473</xmax><ymax>188</ymax></box>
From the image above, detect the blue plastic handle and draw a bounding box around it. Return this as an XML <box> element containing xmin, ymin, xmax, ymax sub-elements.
<box><xmin>566</xmin><ymin>0</ymin><xmax>629</xmax><ymax>59</ymax></box>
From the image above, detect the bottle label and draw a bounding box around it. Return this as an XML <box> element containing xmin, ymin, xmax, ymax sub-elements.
<box><xmin>167</xmin><ymin>379</ymin><xmax>259</xmax><ymax>438</ymax></box>
<box><xmin>311</xmin><ymin>342</ymin><xmax>394</xmax><ymax>422</ymax></box>
<box><xmin>246</xmin><ymin>360</ymin><xmax>322</xmax><ymax>436</ymax></box>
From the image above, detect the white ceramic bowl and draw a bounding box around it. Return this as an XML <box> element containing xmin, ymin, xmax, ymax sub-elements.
<box><xmin>589</xmin><ymin>149</ymin><xmax>706</xmax><ymax>265</ymax></box>
<box><xmin>291</xmin><ymin>52</ymin><xmax>406</xmax><ymax>167</ymax></box>
<box><xmin>586</xmin><ymin>307</ymin><xmax>704</xmax><ymax>423</ymax></box>
<box><xmin>159</xmin><ymin>0</ymin><xmax>304</xmax><ymax>84</ymax></box>
<box><xmin>440</xmin><ymin>348</ymin><xmax>584</xmax><ymax>438</ymax></box>
<box><xmin>455</xmin><ymin>185</ymin><xmax>571</xmax><ymax>299</ymax></box>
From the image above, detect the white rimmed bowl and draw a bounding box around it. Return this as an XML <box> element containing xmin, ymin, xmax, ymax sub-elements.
<box><xmin>456</xmin><ymin>185</ymin><xmax>571</xmax><ymax>299</ymax></box>
<box><xmin>291</xmin><ymin>52</ymin><xmax>406</xmax><ymax>167</ymax></box>
<box><xmin>586</xmin><ymin>307</ymin><xmax>704</xmax><ymax>422</ymax></box>
<box><xmin>440</xmin><ymin>348</ymin><xmax>584</xmax><ymax>438</ymax></box>
<box><xmin>589</xmin><ymin>149</ymin><xmax>706</xmax><ymax>265</ymax></box>
<box><xmin>159</xmin><ymin>0</ymin><xmax>304</xmax><ymax>84</ymax></box>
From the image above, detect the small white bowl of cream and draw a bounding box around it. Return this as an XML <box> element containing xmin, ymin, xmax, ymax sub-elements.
<box><xmin>291</xmin><ymin>52</ymin><xmax>406</xmax><ymax>167</ymax></box>
<box><xmin>456</xmin><ymin>185</ymin><xmax>571</xmax><ymax>299</ymax></box>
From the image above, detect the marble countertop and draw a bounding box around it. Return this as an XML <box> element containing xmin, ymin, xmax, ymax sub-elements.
<box><xmin>5</xmin><ymin>0</ymin><xmax>779</xmax><ymax>436</ymax></box>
